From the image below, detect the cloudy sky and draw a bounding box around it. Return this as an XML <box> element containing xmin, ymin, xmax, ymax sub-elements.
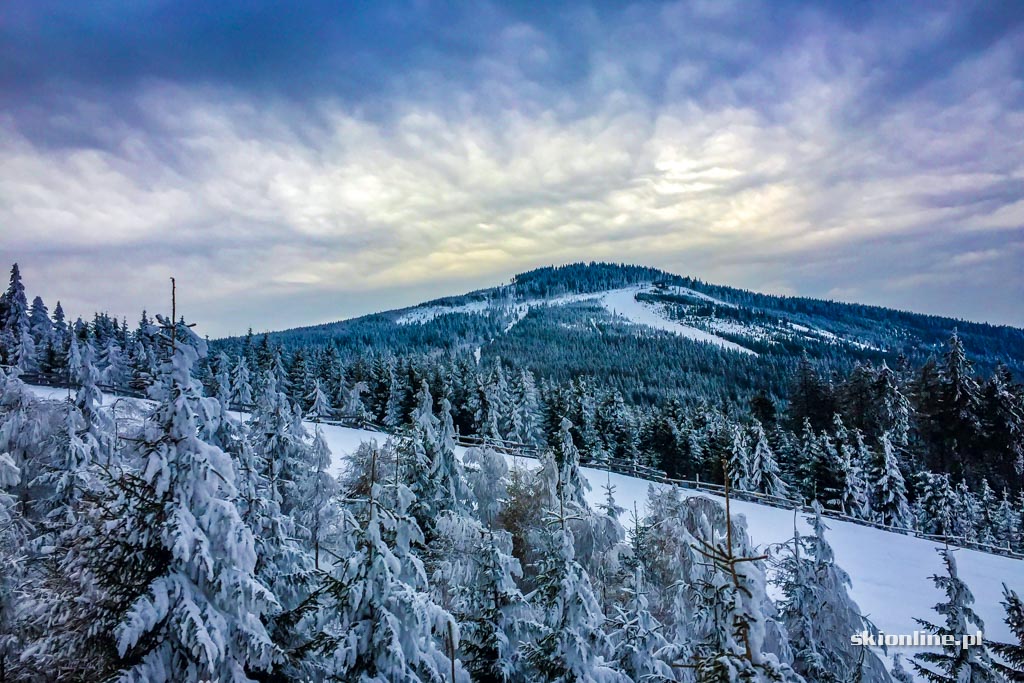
<box><xmin>1</xmin><ymin>1</ymin><xmax>1023</xmax><ymax>336</ymax></box>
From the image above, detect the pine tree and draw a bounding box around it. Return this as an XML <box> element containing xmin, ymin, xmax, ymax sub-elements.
<box><xmin>747</xmin><ymin>421</ymin><xmax>788</xmax><ymax>500</ymax></box>
<box><xmin>99</xmin><ymin>317</ymin><xmax>277</xmax><ymax>681</ymax></box>
<box><xmin>305</xmin><ymin>378</ymin><xmax>334</xmax><ymax>421</ymax></box>
<box><xmin>304</xmin><ymin>426</ymin><xmax>338</xmax><ymax>570</ymax></box>
<box><xmin>27</xmin><ymin>295</ymin><xmax>53</xmax><ymax>350</ymax></box>
<box><xmin>687</xmin><ymin>461</ymin><xmax>799</xmax><ymax>682</ymax></box>
<box><xmin>0</xmin><ymin>264</ymin><xmax>29</xmax><ymax>368</ymax></box>
<box><xmin>520</xmin><ymin>486</ymin><xmax>622</xmax><ymax>682</ymax></box>
<box><xmin>993</xmin><ymin>489</ymin><xmax>1020</xmax><ymax>552</ymax></box>
<box><xmin>607</xmin><ymin>564</ymin><xmax>676</xmax><ymax>682</ymax></box>
<box><xmin>774</xmin><ymin>502</ymin><xmax>890</xmax><ymax>683</ymax></box>
<box><xmin>727</xmin><ymin>424</ymin><xmax>752</xmax><ymax>492</ymax></box>
<box><xmin>458</xmin><ymin>527</ymin><xmax>532</xmax><ymax>683</ymax></box>
<box><xmin>988</xmin><ymin>583</ymin><xmax>1024</xmax><ymax>681</ymax></box>
<box><xmin>0</xmin><ymin>441</ymin><xmax>24</xmax><ymax>682</ymax></box>
<box><xmin>231</xmin><ymin>355</ymin><xmax>254</xmax><ymax>408</ymax></box>
<box><xmin>870</xmin><ymin>432</ymin><xmax>910</xmax><ymax>528</ymax></box>
<box><xmin>406</xmin><ymin>381</ymin><xmax>469</xmax><ymax>542</ymax></box>
<box><xmin>916</xmin><ymin>473</ymin><xmax>956</xmax><ymax>537</ymax></box>
<box><xmin>553</xmin><ymin>417</ymin><xmax>589</xmax><ymax>510</ymax></box>
<box><xmin>310</xmin><ymin>449</ymin><xmax>459</xmax><ymax>681</ymax></box>
<box><xmin>913</xmin><ymin>548</ymin><xmax>999</xmax><ymax>682</ymax></box>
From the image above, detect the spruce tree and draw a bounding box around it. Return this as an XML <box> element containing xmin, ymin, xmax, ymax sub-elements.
<box><xmin>988</xmin><ymin>583</ymin><xmax>1024</xmax><ymax>681</ymax></box>
<box><xmin>913</xmin><ymin>548</ymin><xmax>999</xmax><ymax>682</ymax></box>
<box><xmin>310</xmin><ymin>450</ymin><xmax>458</xmax><ymax>681</ymax></box>
<box><xmin>100</xmin><ymin>317</ymin><xmax>277</xmax><ymax>681</ymax></box>
<box><xmin>871</xmin><ymin>432</ymin><xmax>910</xmax><ymax>528</ymax></box>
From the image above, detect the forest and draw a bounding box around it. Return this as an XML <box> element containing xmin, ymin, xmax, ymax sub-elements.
<box><xmin>1</xmin><ymin>261</ymin><xmax>1023</xmax><ymax>682</ymax></box>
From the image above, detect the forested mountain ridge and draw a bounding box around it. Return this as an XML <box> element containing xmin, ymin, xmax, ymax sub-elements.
<box><xmin>216</xmin><ymin>262</ymin><xmax>1024</xmax><ymax>406</ymax></box>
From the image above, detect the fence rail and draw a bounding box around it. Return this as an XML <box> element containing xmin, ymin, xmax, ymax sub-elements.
<box><xmin>12</xmin><ymin>370</ymin><xmax>1022</xmax><ymax>561</ymax></box>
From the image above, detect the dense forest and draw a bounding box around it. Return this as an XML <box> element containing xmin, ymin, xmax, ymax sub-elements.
<box><xmin>2</xmin><ymin>261</ymin><xmax>1024</xmax><ymax>681</ymax></box>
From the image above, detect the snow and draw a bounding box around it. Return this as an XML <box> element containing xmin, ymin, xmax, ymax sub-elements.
<box><xmin>27</xmin><ymin>384</ymin><xmax>1023</xmax><ymax>661</ymax></box>
<box><xmin>395</xmin><ymin>299</ymin><xmax>493</xmax><ymax>325</ymax></box>
<box><xmin>311</xmin><ymin>421</ymin><xmax>1024</xmax><ymax>649</ymax></box>
<box><xmin>599</xmin><ymin>286</ymin><xmax>756</xmax><ymax>355</ymax></box>
<box><xmin>393</xmin><ymin>283</ymin><xmax>758</xmax><ymax>354</ymax></box>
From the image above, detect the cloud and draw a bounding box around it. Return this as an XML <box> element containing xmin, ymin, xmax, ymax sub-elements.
<box><xmin>0</xmin><ymin>1</ymin><xmax>1022</xmax><ymax>335</ymax></box>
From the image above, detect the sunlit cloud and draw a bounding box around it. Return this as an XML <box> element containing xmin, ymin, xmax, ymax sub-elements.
<box><xmin>0</xmin><ymin>1</ymin><xmax>1022</xmax><ymax>334</ymax></box>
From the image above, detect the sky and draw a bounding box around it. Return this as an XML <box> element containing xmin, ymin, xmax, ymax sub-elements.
<box><xmin>1</xmin><ymin>0</ymin><xmax>1023</xmax><ymax>337</ymax></box>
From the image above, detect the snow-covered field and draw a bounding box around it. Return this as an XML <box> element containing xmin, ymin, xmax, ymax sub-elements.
<box><xmin>31</xmin><ymin>385</ymin><xmax>1023</xmax><ymax>657</ymax></box>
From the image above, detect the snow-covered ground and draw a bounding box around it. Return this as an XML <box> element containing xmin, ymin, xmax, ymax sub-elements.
<box><xmin>312</xmin><ymin>420</ymin><xmax>1023</xmax><ymax>650</ymax></box>
<box><xmin>600</xmin><ymin>286</ymin><xmax>756</xmax><ymax>354</ymax></box>
<box><xmin>30</xmin><ymin>385</ymin><xmax>1022</xmax><ymax>660</ymax></box>
<box><xmin>395</xmin><ymin>283</ymin><xmax>758</xmax><ymax>355</ymax></box>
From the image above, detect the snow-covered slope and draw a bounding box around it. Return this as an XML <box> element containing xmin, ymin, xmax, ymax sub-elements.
<box><xmin>36</xmin><ymin>385</ymin><xmax>1020</xmax><ymax>660</ymax></box>
<box><xmin>396</xmin><ymin>283</ymin><xmax>759</xmax><ymax>354</ymax></box>
<box><xmin>599</xmin><ymin>285</ymin><xmax>756</xmax><ymax>354</ymax></box>
<box><xmin>311</xmin><ymin>420</ymin><xmax>1023</xmax><ymax>648</ymax></box>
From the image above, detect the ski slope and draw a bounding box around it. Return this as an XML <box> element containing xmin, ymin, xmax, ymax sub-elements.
<box><xmin>29</xmin><ymin>386</ymin><xmax>1023</xmax><ymax>664</ymax></box>
<box><xmin>599</xmin><ymin>285</ymin><xmax>755</xmax><ymax>355</ymax></box>
<box><xmin>395</xmin><ymin>283</ymin><xmax>758</xmax><ymax>355</ymax></box>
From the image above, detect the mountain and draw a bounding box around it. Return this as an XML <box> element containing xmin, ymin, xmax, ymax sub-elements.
<box><xmin>216</xmin><ymin>262</ymin><xmax>1024</xmax><ymax>406</ymax></box>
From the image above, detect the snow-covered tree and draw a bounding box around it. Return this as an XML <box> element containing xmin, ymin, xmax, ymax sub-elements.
<box><xmin>464</xmin><ymin>445</ymin><xmax>509</xmax><ymax>528</ymax></box>
<box><xmin>553</xmin><ymin>417</ymin><xmax>589</xmax><ymax>510</ymax></box>
<box><xmin>728</xmin><ymin>424</ymin><xmax>752</xmax><ymax>492</ymax></box>
<box><xmin>748</xmin><ymin>421</ymin><xmax>788</xmax><ymax>499</ymax></box>
<box><xmin>988</xmin><ymin>583</ymin><xmax>1024</xmax><ymax>681</ymax></box>
<box><xmin>917</xmin><ymin>472</ymin><xmax>956</xmax><ymax>537</ymax></box>
<box><xmin>100</xmin><ymin>337</ymin><xmax>129</xmax><ymax>388</ymax></box>
<box><xmin>98</xmin><ymin>318</ymin><xmax>278</xmax><ymax>681</ymax></box>
<box><xmin>871</xmin><ymin>432</ymin><xmax>910</xmax><ymax>528</ymax></box>
<box><xmin>607</xmin><ymin>563</ymin><xmax>676</xmax><ymax>682</ymax></box>
<box><xmin>310</xmin><ymin>454</ymin><xmax>460</xmax><ymax>681</ymax></box>
<box><xmin>406</xmin><ymin>381</ymin><xmax>469</xmax><ymax>540</ymax></box>
<box><xmin>460</xmin><ymin>528</ymin><xmax>532</xmax><ymax>683</ymax></box>
<box><xmin>231</xmin><ymin>355</ymin><xmax>254</xmax><ymax>407</ymax></box>
<box><xmin>520</xmin><ymin>501</ymin><xmax>622</xmax><ymax>682</ymax></box>
<box><xmin>304</xmin><ymin>426</ymin><xmax>339</xmax><ymax>569</ymax></box>
<box><xmin>913</xmin><ymin>548</ymin><xmax>999</xmax><ymax>682</ymax></box>
<box><xmin>774</xmin><ymin>502</ymin><xmax>890</xmax><ymax>683</ymax></box>
<box><xmin>510</xmin><ymin>369</ymin><xmax>544</xmax><ymax>447</ymax></box>
<box><xmin>305</xmin><ymin>378</ymin><xmax>334</xmax><ymax>421</ymax></box>
<box><xmin>0</xmin><ymin>445</ymin><xmax>24</xmax><ymax>681</ymax></box>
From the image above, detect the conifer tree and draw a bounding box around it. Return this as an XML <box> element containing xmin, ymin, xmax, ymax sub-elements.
<box><xmin>607</xmin><ymin>563</ymin><xmax>676</xmax><ymax>682</ymax></box>
<box><xmin>748</xmin><ymin>421</ymin><xmax>788</xmax><ymax>499</ymax></box>
<box><xmin>913</xmin><ymin>548</ymin><xmax>999</xmax><ymax>682</ymax></box>
<box><xmin>774</xmin><ymin>502</ymin><xmax>889</xmax><ymax>683</ymax></box>
<box><xmin>231</xmin><ymin>355</ymin><xmax>254</xmax><ymax>408</ymax></box>
<box><xmin>305</xmin><ymin>378</ymin><xmax>334</xmax><ymax>421</ymax></box>
<box><xmin>99</xmin><ymin>316</ymin><xmax>277</xmax><ymax>681</ymax></box>
<box><xmin>460</xmin><ymin>528</ymin><xmax>532</xmax><ymax>683</ymax></box>
<box><xmin>871</xmin><ymin>432</ymin><xmax>910</xmax><ymax>528</ymax></box>
<box><xmin>310</xmin><ymin>449</ymin><xmax>459</xmax><ymax>681</ymax></box>
<box><xmin>520</xmin><ymin>475</ymin><xmax>622</xmax><ymax>682</ymax></box>
<box><xmin>988</xmin><ymin>583</ymin><xmax>1024</xmax><ymax>681</ymax></box>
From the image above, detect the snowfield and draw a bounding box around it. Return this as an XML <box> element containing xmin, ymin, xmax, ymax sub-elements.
<box><xmin>30</xmin><ymin>385</ymin><xmax>1024</xmax><ymax>667</ymax></box>
<box><xmin>599</xmin><ymin>286</ymin><xmax>757</xmax><ymax>355</ymax></box>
